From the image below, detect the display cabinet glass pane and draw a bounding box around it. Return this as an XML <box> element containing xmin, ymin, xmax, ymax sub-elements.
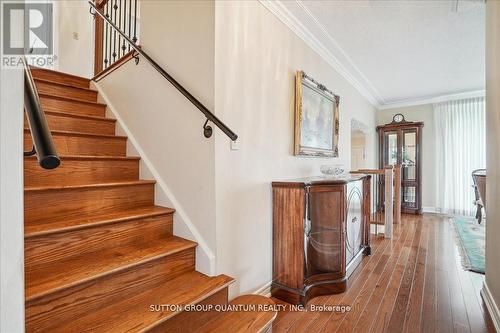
<box><xmin>402</xmin><ymin>186</ymin><xmax>416</xmax><ymax>207</ymax></box>
<box><xmin>306</xmin><ymin>190</ymin><xmax>342</xmax><ymax>277</ymax></box>
<box><xmin>384</xmin><ymin>132</ymin><xmax>398</xmax><ymax>166</ymax></box>
<box><xmin>345</xmin><ymin>184</ymin><xmax>362</xmax><ymax>265</ymax></box>
<box><xmin>403</xmin><ymin>131</ymin><xmax>416</xmax><ymax>180</ymax></box>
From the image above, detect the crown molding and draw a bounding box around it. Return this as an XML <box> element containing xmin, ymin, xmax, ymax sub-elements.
<box><xmin>259</xmin><ymin>0</ymin><xmax>382</xmax><ymax>107</ymax></box>
<box><xmin>259</xmin><ymin>0</ymin><xmax>484</xmax><ymax>111</ymax></box>
<box><xmin>295</xmin><ymin>1</ymin><xmax>386</xmax><ymax>104</ymax></box>
<box><xmin>378</xmin><ymin>89</ymin><xmax>485</xmax><ymax>110</ymax></box>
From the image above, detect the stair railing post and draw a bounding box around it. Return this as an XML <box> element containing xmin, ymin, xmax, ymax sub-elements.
<box><xmin>384</xmin><ymin>166</ymin><xmax>394</xmax><ymax>239</ymax></box>
<box><xmin>393</xmin><ymin>164</ymin><xmax>402</xmax><ymax>225</ymax></box>
<box><xmin>93</xmin><ymin>0</ymin><xmax>107</xmax><ymax>75</ymax></box>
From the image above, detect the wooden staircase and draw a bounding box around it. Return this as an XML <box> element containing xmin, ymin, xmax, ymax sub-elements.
<box><xmin>24</xmin><ymin>67</ymin><xmax>276</xmax><ymax>333</ymax></box>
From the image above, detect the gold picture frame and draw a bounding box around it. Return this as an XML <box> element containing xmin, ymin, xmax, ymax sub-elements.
<box><xmin>294</xmin><ymin>70</ymin><xmax>340</xmax><ymax>157</ymax></box>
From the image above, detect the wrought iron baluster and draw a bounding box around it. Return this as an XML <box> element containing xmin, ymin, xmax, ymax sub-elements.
<box><xmin>106</xmin><ymin>1</ymin><xmax>111</xmax><ymax>68</ymax></box>
<box><xmin>103</xmin><ymin>2</ymin><xmax>109</xmax><ymax>69</ymax></box>
<box><xmin>112</xmin><ymin>0</ymin><xmax>117</xmax><ymax>62</ymax></box>
<box><xmin>128</xmin><ymin>0</ymin><xmax>132</xmax><ymax>51</ymax></box>
<box><xmin>121</xmin><ymin>0</ymin><xmax>126</xmax><ymax>55</ymax></box>
<box><xmin>117</xmin><ymin>0</ymin><xmax>122</xmax><ymax>58</ymax></box>
<box><xmin>133</xmin><ymin>0</ymin><xmax>137</xmax><ymax>44</ymax></box>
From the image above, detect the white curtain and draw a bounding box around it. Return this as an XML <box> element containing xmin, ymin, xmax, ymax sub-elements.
<box><xmin>434</xmin><ymin>97</ymin><xmax>486</xmax><ymax>216</ymax></box>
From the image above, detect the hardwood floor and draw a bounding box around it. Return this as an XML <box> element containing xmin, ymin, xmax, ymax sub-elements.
<box><xmin>272</xmin><ymin>214</ymin><xmax>496</xmax><ymax>333</ymax></box>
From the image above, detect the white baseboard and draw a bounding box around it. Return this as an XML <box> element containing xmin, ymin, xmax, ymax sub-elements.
<box><xmin>481</xmin><ymin>281</ymin><xmax>500</xmax><ymax>332</ymax></box>
<box><xmin>253</xmin><ymin>281</ymin><xmax>272</xmax><ymax>297</ymax></box>
<box><xmin>92</xmin><ymin>82</ymin><xmax>216</xmax><ymax>275</ymax></box>
<box><xmin>422</xmin><ymin>206</ymin><xmax>438</xmax><ymax>213</ymax></box>
<box><xmin>370</xmin><ymin>224</ymin><xmax>385</xmax><ymax>234</ymax></box>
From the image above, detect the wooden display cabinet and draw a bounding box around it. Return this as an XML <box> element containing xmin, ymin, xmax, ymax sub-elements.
<box><xmin>271</xmin><ymin>175</ymin><xmax>371</xmax><ymax>305</ymax></box>
<box><xmin>377</xmin><ymin>114</ymin><xmax>423</xmax><ymax>214</ymax></box>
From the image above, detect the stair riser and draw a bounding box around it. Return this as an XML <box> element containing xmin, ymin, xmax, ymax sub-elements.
<box><xmin>40</xmin><ymin>96</ymin><xmax>106</xmax><ymax>117</ymax></box>
<box><xmin>24</xmin><ymin>158</ymin><xmax>138</xmax><ymax>187</ymax></box>
<box><xmin>24</xmin><ymin>131</ymin><xmax>127</xmax><ymax>156</ymax></box>
<box><xmin>35</xmin><ymin>80</ymin><xmax>97</xmax><ymax>102</ymax></box>
<box><xmin>149</xmin><ymin>288</ymin><xmax>229</xmax><ymax>333</ymax></box>
<box><xmin>26</xmin><ymin>249</ymin><xmax>196</xmax><ymax>332</ymax></box>
<box><xmin>31</xmin><ymin>68</ymin><xmax>90</xmax><ymax>89</ymax></box>
<box><xmin>25</xmin><ymin>113</ymin><xmax>115</xmax><ymax>136</ymax></box>
<box><xmin>25</xmin><ymin>183</ymin><xmax>154</xmax><ymax>225</ymax></box>
<box><xmin>25</xmin><ymin>214</ymin><xmax>174</xmax><ymax>267</ymax></box>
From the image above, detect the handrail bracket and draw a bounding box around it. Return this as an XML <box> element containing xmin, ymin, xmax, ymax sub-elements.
<box><xmin>203</xmin><ymin>119</ymin><xmax>213</xmax><ymax>139</ymax></box>
<box><xmin>24</xmin><ymin>145</ymin><xmax>36</xmax><ymax>157</ymax></box>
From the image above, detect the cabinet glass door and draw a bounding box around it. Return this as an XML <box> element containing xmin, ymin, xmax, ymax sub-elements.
<box><xmin>402</xmin><ymin>130</ymin><xmax>417</xmax><ymax>181</ymax></box>
<box><xmin>402</xmin><ymin>186</ymin><xmax>417</xmax><ymax>207</ymax></box>
<box><xmin>306</xmin><ymin>188</ymin><xmax>343</xmax><ymax>278</ymax></box>
<box><xmin>384</xmin><ymin>132</ymin><xmax>398</xmax><ymax>166</ymax></box>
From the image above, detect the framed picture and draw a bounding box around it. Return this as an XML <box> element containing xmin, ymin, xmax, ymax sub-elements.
<box><xmin>294</xmin><ymin>70</ymin><xmax>340</xmax><ymax>157</ymax></box>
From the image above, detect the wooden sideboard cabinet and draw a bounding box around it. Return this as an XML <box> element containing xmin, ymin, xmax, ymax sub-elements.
<box><xmin>271</xmin><ymin>175</ymin><xmax>371</xmax><ymax>305</ymax></box>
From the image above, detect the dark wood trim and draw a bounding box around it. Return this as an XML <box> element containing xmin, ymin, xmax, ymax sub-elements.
<box><xmin>376</xmin><ymin>121</ymin><xmax>424</xmax><ymax>131</ymax></box>
<box><xmin>92</xmin><ymin>49</ymin><xmax>136</xmax><ymax>82</ymax></box>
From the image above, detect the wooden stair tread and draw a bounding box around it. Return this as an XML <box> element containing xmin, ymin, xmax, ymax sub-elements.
<box><xmin>39</xmin><ymin>93</ymin><xmax>107</xmax><ymax>107</ymax></box>
<box><xmin>42</xmin><ymin>110</ymin><xmax>115</xmax><ymax>122</ymax></box>
<box><xmin>34</xmin><ymin>78</ymin><xmax>98</xmax><ymax>103</ymax></box>
<box><xmin>25</xmin><ymin>110</ymin><xmax>114</xmax><ymax>125</ymax></box>
<box><xmin>25</xmin><ymin>110</ymin><xmax>116</xmax><ymax>136</ymax></box>
<box><xmin>26</xmin><ymin>236</ymin><xmax>197</xmax><ymax>302</ymax></box>
<box><xmin>195</xmin><ymin>295</ymin><xmax>277</xmax><ymax>333</ymax></box>
<box><xmin>48</xmin><ymin>271</ymin><xmax>234</xmax><ymax>333</ymax></box>
<box><xmin>30</xmin><ymin>66</ymin><xmax>91</xmax><ymax>84</ymax></box>
<box><xmin>24</xmin><ymin>128</ymin><xmax>126</xmax><ymax>140</ymax></box>
<box><xmin>25</xmin><ymin>205</ymin><xmax>174</xmax><ymax>237</ymax></box>
<box><xmin>34</xmin><ymin>77</ymin><xmax>97</xmax><ymax>92</ymax></box>
<box><xmin>25</xmin><ymin>154</ymin><xmax>140</xmax><ymax>162</ymax></box>
<box><xmin>25</xmin><ymin>179</ymin><xmax>155</xmax><ymax>192</ymax></box>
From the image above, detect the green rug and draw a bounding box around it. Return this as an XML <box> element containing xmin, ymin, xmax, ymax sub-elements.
<box><xmin>452</xmin><ymin>216</ymin><xmax>485</xmax><ymax>274</ymax></box>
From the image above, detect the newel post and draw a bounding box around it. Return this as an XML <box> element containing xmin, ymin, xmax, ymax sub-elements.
<box><xmin>384</xmin><ymin>166</ymin><xmax>394</xmax><ymax>239</ymax></box>
<box><xmin>93</xmin><ymin>0</ymin><xmax>106</xmax><ymax>75</ymax></box>
<box><xmin>393</xmin><ymin>165</ymin><xmax>402</xmax><ymax>225</ymax></box>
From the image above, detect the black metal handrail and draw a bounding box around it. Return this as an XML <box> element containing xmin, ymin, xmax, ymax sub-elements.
<box><xmin>89</xmin><ymin>1</ymin><xmax>238</xmax><ymax>141</ymax></box>
<box><xmin>23</xmin><ymin>58</ymin><xmax>60</xmax><ymax>169</ymax></box>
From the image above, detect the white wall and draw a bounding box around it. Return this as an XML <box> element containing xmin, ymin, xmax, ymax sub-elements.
<box><xmin>214</xmin><ymin>1</ymin><xmax>377</xmax><ymax>295</ymax></box>
<box><xmin>377</xmin><ymin>104</ymin><xmax>436</xmax><ymax>211</ymax></box>
<box><xmin>351</xmin><ymin>130</ymin><xmax>367</xmax><ymax>171</ymax></box>
<box><xmin>53</xmin><ymin>0</ymin><xmax>94</xmax><ymax>78</ymax></box>
<box><xmin>96</xmin><ymin>0</ymin><xmax>377</xmax><ymax>296</ymax></box>
<box><xmin>96</xmin><ymin>0</ymin><xmax>217</xmax><ymax>274</ymax></box>
<box><xmin>0</xmin><ymin>66</ymin><xmax>25</xmax><ymax>331</ymax></box>
<box><xmin>484</xmin><ymin>0</ymin><xmax>500</xmax><ymax>328</ymax></box>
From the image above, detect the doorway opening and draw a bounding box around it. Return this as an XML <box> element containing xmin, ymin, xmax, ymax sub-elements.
<box><xmin>351</xmin><ymin>119</ymin><xmax>367</xmax><ymax>171</ymax></box>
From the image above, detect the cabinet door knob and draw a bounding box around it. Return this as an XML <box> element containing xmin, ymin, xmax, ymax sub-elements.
<box><xmin>352</xmin><ymin>216</ymin><xmax>358</xmax><ymax>223</ymax></box>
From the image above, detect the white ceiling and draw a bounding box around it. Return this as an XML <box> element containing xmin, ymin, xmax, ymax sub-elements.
<box><xmin>263</xmin><ymin>0</ymin><xmax>485</xmax><ymax>109</ymax></box>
